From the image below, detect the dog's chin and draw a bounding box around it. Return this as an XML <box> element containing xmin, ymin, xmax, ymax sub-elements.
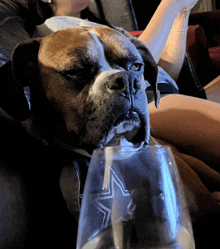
<box><xmin>99</xmin><ymin>111</ymin><xmax>147</xmax><ymax>148</ymax></box>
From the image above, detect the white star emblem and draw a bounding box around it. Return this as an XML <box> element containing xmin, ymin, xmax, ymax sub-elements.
<box><xmin>93</xmin><ymin>167</ymin><xmax>136</xmax><ymax>230</ymax></box>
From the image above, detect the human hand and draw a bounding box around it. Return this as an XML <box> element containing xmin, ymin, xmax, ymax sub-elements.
<box><xmin>163</xmin><ymin>0</ymin><xmax>199</xmax><ymax>13</ymax></box>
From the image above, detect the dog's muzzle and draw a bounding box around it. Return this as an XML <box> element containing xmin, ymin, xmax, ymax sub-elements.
<box><xmin>91</xmin><ymin>71</ymin><xmax>150</xmax><ymax>148</ymax></box>
<box><xmin>104</xmin><ymin>111</ymin><xmax>142</xmax><ymax>145</ymax></box>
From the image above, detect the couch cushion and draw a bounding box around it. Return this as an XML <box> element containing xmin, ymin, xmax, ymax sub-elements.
<box><xmin>187</xmin><ymin>25</ymin><xmax>208</xmax><ymax>48</ymax></box>
<box><xmin>209</xmin><ymin>46</ymin><xmax>220</xmax><ymax>69</ymax></box>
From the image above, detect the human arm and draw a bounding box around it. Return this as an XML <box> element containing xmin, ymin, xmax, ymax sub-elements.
<box><xmin>138</xmin><ymin>0</ymin><xmax>198</xmax><ymax>80</ymax></box>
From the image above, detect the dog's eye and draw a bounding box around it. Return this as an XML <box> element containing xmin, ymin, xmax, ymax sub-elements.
<box><xmin>63</xmin><ymin>69</ymin><xmax>84</xmax><ymax>79</ymax></box>
<box><xmin>61</xmin><ymin>67</ymin><xmax>97</xmax><ymax>91</ymax></box>
<box><xmin>62</xmin><ymin>64</ymin><xmax>98</xmax><ymax>80</ymax></box>
<box><xmin>130</xmin><ymin>63</ymin><xmax>143</xmax><ymax>71</ymax></box>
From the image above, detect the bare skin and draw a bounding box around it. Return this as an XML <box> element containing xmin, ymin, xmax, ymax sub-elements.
<box><xmin>41</xmin><ymin>0</ymin><xmax>92</xmax><ymax>17</ymax></box>
<box><xmin>149</xmin><ymin>94</ymin><xmax>220</xmax><ymax>165</ymax></box>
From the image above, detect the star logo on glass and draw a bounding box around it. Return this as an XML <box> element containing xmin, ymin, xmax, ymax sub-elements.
<box><xmin>93</xmin><ymin>167</ymin><xmax>136</xmax><ymax>230</ymax></box>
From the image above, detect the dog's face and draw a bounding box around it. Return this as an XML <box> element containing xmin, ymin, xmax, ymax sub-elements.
<box><xmin>3</xmin><ymin>26</ymin><xmax>159</xmax><ymax>152</ymax></box>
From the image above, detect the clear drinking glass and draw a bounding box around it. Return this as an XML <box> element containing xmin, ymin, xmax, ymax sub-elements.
<box><xmin>77</xmin><ymin>143</ymin><xmax>195</xmax><ymax>249</ymax></box>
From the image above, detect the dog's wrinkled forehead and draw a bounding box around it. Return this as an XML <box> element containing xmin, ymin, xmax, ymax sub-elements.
<box><xmin>38</xmin><ymin>26</ymin><xmax>143</xmax><ymax>71</ymax></box>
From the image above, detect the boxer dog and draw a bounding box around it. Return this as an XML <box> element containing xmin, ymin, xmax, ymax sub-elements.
<box><xmin>12</xmin><ymin>26</ymin><xmax>159</xmax><ymax>150</ymax></box>
<box><xmin>0</xmin><ymin>26</ymin><xmax>160</xmax><ymax>248</ymax></box>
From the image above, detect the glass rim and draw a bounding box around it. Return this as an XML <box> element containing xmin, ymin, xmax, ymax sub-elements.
<box><xmin>93</xmin><ymin>143</ymin><xmax>172</xmax><ymax>154</ymax></box>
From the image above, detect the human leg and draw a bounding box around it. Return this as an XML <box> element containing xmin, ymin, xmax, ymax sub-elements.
<box><xmin>149</xmin><ymin>94</ymin><xmax>220</xmax><ymax>165</ymax></box>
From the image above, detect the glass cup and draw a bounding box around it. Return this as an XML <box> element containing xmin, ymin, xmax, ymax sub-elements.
<box><xmin>77</xmin><ymin>143</ymin><xmax>195</xmax><ymax>249</ymax></box>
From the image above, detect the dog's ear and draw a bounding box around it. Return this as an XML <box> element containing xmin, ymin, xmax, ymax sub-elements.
<box><xmin>12</xmin><ymin>38</ymin><xmax>41</xmax><ymax>87</ymax></box>
<box><xmin>0</xmin><ymin>39</ymin><xmax>41</xmax><ymax>121</ymax></box>
<box><xmin>0</xmin><ymin>60</ymin><xmax>31</xmax><ymax>121</ymax></box>
<box><xmin>115</xmin><ymin>27</ymin><xmax>160</xmax><ymax>108</ymax></box>
<box><xmin>131</xmin><ymin>38</ymin><xmax>160</xmax><ymax>108</ymax></box>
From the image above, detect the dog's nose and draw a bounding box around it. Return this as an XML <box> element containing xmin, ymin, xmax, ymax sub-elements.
<box><xmin>108</xmin><ymin>72</ymin><xmax>141</xmax><ymax>97</ymax></box>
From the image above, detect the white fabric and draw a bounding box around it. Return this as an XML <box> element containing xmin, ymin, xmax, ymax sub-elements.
<box><xmin>34</xmin><ymin>16</ymin><xmax>102</xmax><ymax>38</ymax></box>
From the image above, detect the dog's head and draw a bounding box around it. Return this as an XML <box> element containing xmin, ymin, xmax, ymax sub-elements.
<box><xmin>1</xmin><ymin>26</ymin><xmax>159</xmax><ymax>152</ymax></box>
